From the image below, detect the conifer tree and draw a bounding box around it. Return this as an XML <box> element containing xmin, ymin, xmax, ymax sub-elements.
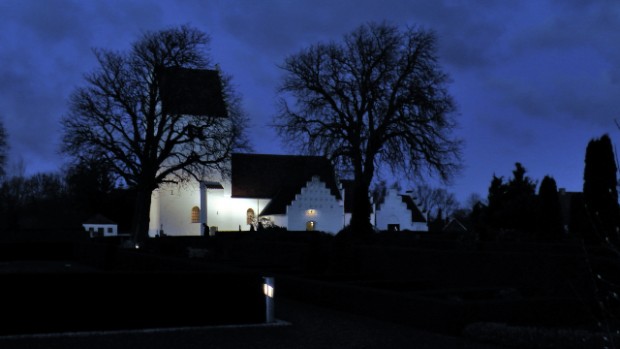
<box><xmin>485</xmin><ymin>163</ymin><xmax>537</xmax><ymax>237</ymax></box>
<box><xmin>583</xmin><ymin>134</ymin><xmax>619</xmax><ymax>244</ymax></box>
<box><xmin>537</xmin><ymin>175</ymin><xmax>563</xmax><ymax>241</ymax></box>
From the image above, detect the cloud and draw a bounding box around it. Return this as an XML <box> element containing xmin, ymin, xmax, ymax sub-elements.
<box><xmin>464</xmin><ymin>1</ymin><xmax>620</xmax><ymax>127</ymax></box>
<box><xmin>0</xmin><ymin>0</ymin><xmax>168</xmax><ymax>173</ymax></box>
<box><xmin>208</xmin><ymin>0</ymin><xmax>514</xmax><ymax>72</ymax></box>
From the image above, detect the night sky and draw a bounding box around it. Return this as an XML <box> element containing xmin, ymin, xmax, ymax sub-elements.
<box><xmin>1</xmin><ymin>0</ymin><xmax>619</xmax><ymax>204</ymax></box>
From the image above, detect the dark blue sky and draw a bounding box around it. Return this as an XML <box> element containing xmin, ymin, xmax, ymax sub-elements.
<box><xmin>1</xmin><ymin>0</ymin><xmax>619</xmax><ymax>204</ymax></box>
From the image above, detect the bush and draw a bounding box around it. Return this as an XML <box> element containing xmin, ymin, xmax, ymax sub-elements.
<box><xmin>463</xmin><ymin>322</ymin><xmax>616</xmax><ymax>349</ymax></box>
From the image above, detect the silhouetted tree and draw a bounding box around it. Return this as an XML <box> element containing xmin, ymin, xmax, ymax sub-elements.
<box><xmin>0</xmin><ymin>120</ymin><xmax>8</xmax><ymax>180</ymax></box>
<box><xmin>486</xmin><ymin>174</ymin><xmax>506</xmax><ymax>234</ymax></box>
<box><xmin>568</xmin><ymin>193</ymin><xmax>588</xmax><ymax>236</ymax></box>
<box><xmin>470</xmin><ymin>201</ymin><xmax>489</xmax><ymax>240</ymax></box>
<box><xmin>413</xmin><ymin>184</ymin><xmax>458</xmax><ymax>219</ymax></box>
<box><xmin>0</xmin><ymin>172</ymin><xmax>78</xmax><ymax>232</ymax></box>
<box><xmin>0</xmin><ymin>175</ymin><xmax>24</xmax><ymax>232</ymax></box>
<box><xmin>537</xmin><ymin>175</ymin><xmax>563</xmax><ymax>241</ymax></box>
<box><xmin>428</xmin><ymin>207</ymin><xmax>445</xmax><ymax>232</ymax></box>
<box><xmin>448</xmin><ymin>193</ymin><xmax>485</xmax><ymax>237</ymax></box>
<box><xmin>371</xmin><ymin>180</ymin><xmax>388</xmax><ymax>208</ymax></box>
<box><xmin>485</xmin><ymin>163</ymin><xmax>537</xmax><ymax>238</ymax></box>
<box><xmin>62</xmin><ymin>25</ymin><xmax>250</xmax><ymax>242</ymax></box>
<box><xmin>464</xmin><ymin>193</ymin><xmax>486</xmax><ymax>210</ymax></box>
<box><xmin>65</xmin><ymin>158</ymin><xmax>117</xmax><ymax>217</ymax></box>
<box><xmin>275</xmin><ymin>22</ymin><xmax>461</xmax><ymax>235</ymax></box>
<box><xmin>583</xmin><ymin>134</ymin><xmax>619</xmax><ymax>244</ymax></box>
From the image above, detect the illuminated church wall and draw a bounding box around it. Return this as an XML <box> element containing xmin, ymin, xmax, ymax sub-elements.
<box><xmin>203</xmin><ymin>184</ymin><xmax>270</xmax><ymax>232</ymax></box>
<box><xmin>286</xmin><ymin>176</ymin><xmax>344</xmax><ymax>233</ymax></box>
<box><xmin>149</xmin><ymin>175</ymin><xmax>345</xmax><ymax>236</ymax></box>
<box><xmin>149</xmin><ymin>182</ymin><xmax>202</xmax><ymax>236</ymax></box>
<box><xmin>149</xmin><ymin>177</ymin><xmax>426</xmax><ymax>236</ymax></box>
<box><xmin>375</xmin><ymin>189</ymin><xmax>428</xmax><ymax>232</ymax></box>
<box><xmin>149</xmin><ymin>180</ymin><xmax>270</xmax><ymax>236</ymax></box>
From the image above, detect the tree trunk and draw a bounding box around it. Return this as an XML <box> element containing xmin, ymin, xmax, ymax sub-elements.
<box><xmin>349</xmin><ymin>176</ymin><xmax>373</xmax><ymax>236</ymax></box>
<box><xmin>132</xmin><ymin>188</ymin><xmax>152</xmax><ymax>244</ymax></box>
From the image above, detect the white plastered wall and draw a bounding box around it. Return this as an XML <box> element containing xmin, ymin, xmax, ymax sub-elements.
<box><xmin>286</xmin><ymin>176</ymin><xmax>344</xmax><ymax>234</ymax></box>
<box><xmin>151</xmin><ymin>181</ymin><xmax>202</xmax><ymax>236</ymax></box>
<box><xmin>204</xmin><ymin>182</ymin><xmax>270</xmax><ymax>231</ymax></box>
<box><xmin>83</xmin><ymin>223</ymin><xmax>118</xmax><ymax>237</ymax></box>
<box><xmin>375</xmin><ymin>189</ymin><xmax>428</xmax><ymax>232</ymax></box>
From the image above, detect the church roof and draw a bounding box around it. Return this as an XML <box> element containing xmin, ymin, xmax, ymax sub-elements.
<box><xmin>158</xmin><ymin>67</ymin><xmax>227</xmax><ymax>117</ymax></box>
<box><xmin>443</xmin><ymin>218</ymin><xmax>468</xmax><ymax>232</ymax></box>
<box><xmin>231</xmin><ymin>153</ymin><xmax>342</xmax><ymax>215</ymax></box>
<box><xmin>83</xmin><ymin>214</ymin><xmax>117</xmax><ymax>225</ymax></box>
<box><xmin>375</xmin><ymin>190</ymin><xmax>427</xmax><ymax>223</ymax></box>
<box><xmin>400</xmin><ymin>195</ymin><xmax>427</xmax><ymax>223</ymax></box>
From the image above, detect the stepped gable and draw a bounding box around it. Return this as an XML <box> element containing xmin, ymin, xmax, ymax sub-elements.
<box><xmin>400</xmin><ymin>195</ymin><xmax>427</xmax><ymax>223</ymax></box>
<box><xmin>375</xmin><ymin>190</ymin><xmax>427</xmax><ymax>223</ymax></box>
<box><xmin>231</xmin><ymin>153</ymin><xmax>341</xmax><ymax>215</ymax></box>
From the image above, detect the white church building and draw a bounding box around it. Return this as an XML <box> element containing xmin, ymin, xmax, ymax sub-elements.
<box><xmin>375</xmin><ymin>189</ymin><xmax>428</xmax><ymax>231</ymax></box>
<box><xmin>149</xmin><ymin>153</ymin><xmax>427</xmax><ymax>237</ymax></box>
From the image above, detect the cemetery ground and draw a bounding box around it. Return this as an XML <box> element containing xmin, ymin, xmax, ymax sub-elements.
<box><xmin>0</xmin><ymin>229</ymin><xmax>618</xmax><ymax>348</ymax></box>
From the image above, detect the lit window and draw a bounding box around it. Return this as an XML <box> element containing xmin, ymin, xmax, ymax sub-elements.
<box><xmin>306</xmin><ymin>221</ymin><xmax>316</xmax><ymax>231</ymax></box>
<box><xmin>191</xmin><ymin>206</ymin><xmax>200</xmax><ymax>223</ymax></box>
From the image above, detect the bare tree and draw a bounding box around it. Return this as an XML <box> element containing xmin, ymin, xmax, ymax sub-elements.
<box><xmin>275</xmin><ymin>22</ymin><xmax>461</xmax><ymax>233</ymax></box>
<box><xmin>413</xmin><ymin>184</ymin><xmax>458</xmax><ymax>219</ymax></box>
<box><xmin>0</xmin><ymin>119</ymin><xmax>8</xmax><ymax>180</ymax></box>
<box><xmin>62</xmin><ymin>25</ymin><xmax>249</xmax><ymax>242</ymax></box>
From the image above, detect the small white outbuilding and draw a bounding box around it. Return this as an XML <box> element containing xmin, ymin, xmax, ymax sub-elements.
<box><xmin>83</xmin><ymin>214</ymin><xmax>118</xmax><ymax>238</ymax></box>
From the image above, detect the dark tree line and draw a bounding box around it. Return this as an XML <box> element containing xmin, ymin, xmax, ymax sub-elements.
<box><xmin>537</xmin><ymin>175</ymin><xmax>564</xmax><ymax>241</ymax></box>
<box><xmin>464</xmin><ymin>162</ymin><xmax>565</xmax><ymax>241</ymax></box>
<box><xmin>0</xmin><ymin>116</ymin><xmax>134</xmax><ymax>237</ymax></box>
<box><xmin>477</xmin><ymin>162</ymin><xmax>540</xmax><ymax>240</ymax></box>
<box><xmin>0</xmin><ymin>160</ymin><xmax>134</xmax><ymax>236</ymax></box>
<box><xmin>467</xmin><ymin>134</ymin><xmax>620</xmax><ymax>244</ymax></box>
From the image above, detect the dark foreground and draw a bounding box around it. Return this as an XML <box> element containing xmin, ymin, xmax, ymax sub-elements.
<box><xmin>0</xmin><ymin>297</ymin><xmax>506</xmax><ymax>349</ymax></box>
<box><xmin>1</xmin><ymin>231</ymin><xmax>618</xmax><ymax>348</ymax></box>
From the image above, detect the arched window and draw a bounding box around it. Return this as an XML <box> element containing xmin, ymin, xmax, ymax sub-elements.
<box><xmin>191</xmin><ymin>206</ymin><xmax>200</xmax><ymax>223</ymax></box>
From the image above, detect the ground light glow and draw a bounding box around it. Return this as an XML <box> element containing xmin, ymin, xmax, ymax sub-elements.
<box><xmin>263</xmin><ymin>283</ymin><xmax>274</xmax><ymax>298</ymax></box>
<box><xmin>263</xmin><ymin>277</ymin><xmax>275</xmax><ymax>323</ymax></box>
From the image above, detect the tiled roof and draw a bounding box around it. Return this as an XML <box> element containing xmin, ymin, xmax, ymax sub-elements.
<box><xmin>443</xmin><ymin>218</ymin><xmax>468</xmax><ymax>232</ymax></box>
<box><xmin>159</xmin><ymin>66</ymin><xmax>227</xmax><ymax>117</ymax></box>
<box><xmin>401</xmin><ymin>195</ymin><xmax>427</xmax><ymax>223</ymax></box>
<box><xmin>83</xmin><ymin>214</ymin><xmax>116</xmax><ymax>225</ymax></box>
<box><xmin>371</xmin><ymin>188</ymin><xmax>427</xmax><ymax>224</ymax></box>
<box><xmin>231</xmin><ymin>153</ymin><xmax>342</xmax><ymax>215</ymax></box>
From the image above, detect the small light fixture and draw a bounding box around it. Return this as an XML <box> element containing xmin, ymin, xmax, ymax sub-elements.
<box><xmin>306</xmin><ymin>209</ymin><xmax>316</xmax><ymax>216</ymax></box>
<box><xmin>263</xmin><ymin>276</ymin><xmax>275</xmax><ymax>323</ymax></box>
<box><xmin>263</xmin><ymin>283</ymin><xmax>274</xmax><ymax>298</ymax></box>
